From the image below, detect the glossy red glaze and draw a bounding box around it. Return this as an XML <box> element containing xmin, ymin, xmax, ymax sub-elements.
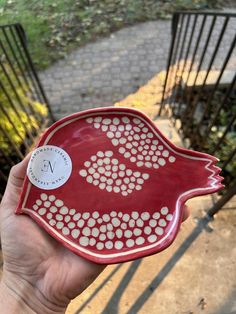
<box><xmin>16</xmin><ymin>107</ymin><xmax>224</xmax><ymax>264</ymax></box>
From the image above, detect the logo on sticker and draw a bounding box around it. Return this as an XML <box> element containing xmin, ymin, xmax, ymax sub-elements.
<box><xmin>27</xmin><ymin>145</ymin><xmax>72</xmax><ymax>190</ymax></box>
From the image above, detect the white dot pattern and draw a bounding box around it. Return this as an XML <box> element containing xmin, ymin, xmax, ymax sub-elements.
<box><xmin>32</xmin><ymin>194</ymin><xmax>174</xmax><ymax>252</ymax></box>
<box><xmin>86</xmin><ymin>115</ymin><xmax>176</xmax><ymax>168</ymax></box>
<box><xmin>79</xmin><ymin>151</ymin><xmax>149</xmax><ymax>196</ymax></box>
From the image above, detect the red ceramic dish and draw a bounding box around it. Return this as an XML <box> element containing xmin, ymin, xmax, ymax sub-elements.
<box><xmin>16</xmin><ymin>107</ymin><xmax>224</xmax><ymax>264</ymax></box>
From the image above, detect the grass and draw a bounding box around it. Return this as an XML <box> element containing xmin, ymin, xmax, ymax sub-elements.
<box><xmin>0</xmin><ymin>0</ymin><xmax>222</xmax><ymax>70</ymax></box>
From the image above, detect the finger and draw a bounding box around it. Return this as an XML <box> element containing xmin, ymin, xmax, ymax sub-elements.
<box><xmin>1</xmin><ymin>153</ymin><xmax>31</xmax><ymax>206</ymax></box>
<box><xmin>182</xmin><ymin>204</ymin><xmax>190</xmax><ymax>222</ymax></box>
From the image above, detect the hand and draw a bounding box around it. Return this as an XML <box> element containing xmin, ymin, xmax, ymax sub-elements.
<box><xmin>0</xmin><ymin>156</ymin><xmax>189</xmax><ymax>314</ymax></box>
<box><xmin>0</xmin><ymin>155</ymin><xmax>106</xmax><ymax>314</ymax></box>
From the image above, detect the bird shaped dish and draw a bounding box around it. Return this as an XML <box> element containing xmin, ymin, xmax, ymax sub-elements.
<box><xmin>16</xmin><ymin>107</ymin><xmax>224</xmax><ymax>264</ymax></box>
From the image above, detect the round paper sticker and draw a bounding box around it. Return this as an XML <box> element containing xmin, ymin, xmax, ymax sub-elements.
<box><xmin>27</xmin><ymin>145</ymin><xmax>72</xmax><ymax>190</ymax></box>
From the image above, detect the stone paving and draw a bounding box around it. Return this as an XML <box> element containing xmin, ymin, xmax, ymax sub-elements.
<box><xmin>39</xmin><ymin>20</ymin><xmax>170</xmax><ymax>120</ymax></box>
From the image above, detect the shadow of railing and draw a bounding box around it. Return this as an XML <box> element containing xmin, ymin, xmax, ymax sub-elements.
<box><xmin>126</xmin><ymin>215</ymin><xmax>213</xmax><ymax>314</ymax></box>
<box><xmin>101</xmin><ymin>259</ymin><xmax>142</xmax><ymax>314</ymax></box>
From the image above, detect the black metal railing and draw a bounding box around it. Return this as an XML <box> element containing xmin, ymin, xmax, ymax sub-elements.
<box><xmin>159</xmin><ymin>11</ymin><xmax>236</xmax><ymax>216</ymax></box>
<box><xmin>0</xmin><ymin>23</ymin><xmax>54</xmax><ymax>198</ymax></box>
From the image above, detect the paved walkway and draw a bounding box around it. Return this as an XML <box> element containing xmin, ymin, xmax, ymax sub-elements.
<box><xmin>39</xmin><ymin>21</ymin><xmax>170</xmax><ymax>120</ymax></box>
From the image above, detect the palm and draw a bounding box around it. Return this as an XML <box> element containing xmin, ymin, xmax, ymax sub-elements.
<box><xmin>0</xmin><ymin>157</ymin><xmax>105</xmax><ymax>309</ymax></box>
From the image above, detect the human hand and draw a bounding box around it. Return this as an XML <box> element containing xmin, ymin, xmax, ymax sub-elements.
<box><xmin>0</xmin><ymin>155</ymin><xmax>106</xmax><ymax>314</ymax></box>
<box><xmin>0</xmin><ymin>156</ymin><xmax>189</xmax><ymax>314</ymax></box>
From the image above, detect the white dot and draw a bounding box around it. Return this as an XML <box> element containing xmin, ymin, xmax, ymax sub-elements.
<box><xmin>60</xmin><ymin>206</ymin><xmax>69</xmax><ymax>215</ymax></box>
<box><xmin>89</xmin><ymin>238</ymin><xmax>96</xmax><ymax>246</ymax></box>
<box><xmin>111</xmin><ymin>211</ymin><xmax>117</xmax><ymax>217</ymax></box>
<box><xmin>99</xmin><ymin>233</ymin><xmax>106</xmax><ymax>241</ymax></box>
<box><xmin>49</xmin><ymin>219</ymin><xmax>56</xmax><ymax>226</ymax></box>
<box><xmin>38</xmin><ymin>208</ymin><xmax>46</xmax><ymax>215</ymax></box>
<box><xmin>121</xmin><ymin>184</ymin><xmax>127</xmax><ymax>191</ymax></box>
<box><xmin>107</xmin><ymin>178</ymin><xmax>113</xmax><ymax>185</ymax></box>
<box><xmin>142</xmin><ymin>150</ymin><xmax>147</xmax><ymax>156</ymax></box>
<box><xmin>65</xmin><ymin>215</ymin><xmax>71</xmax><ymax>223</ymax></box>
<box><xmin>102</xmin><ymin>125</ymin><xmax>108</xmax><ymax>131</ymax></box>
<box><xmin>100</xmin><ymin>176</ymin><xmax>106</xmax><ymax>182</ymax></box>
<box><xmin>169</xmin><ymin>156</ymin><xmax>176</xmax><ymax>163</ymax></box>
<box><xmin>124</xmin><ymin>177</ymin><xmax>130</xmax><ymax>184</ymax></box>
<box><xmin>159</xmin><ymin>219</ymin><xmax>167</xmax><ymax>227</ymax></box>
<box><xmin>115</xmin><ymin>131</ymin><xmax>121</xmax><ymax>138</ymax></box>
<box><xmin>135</xmin><ymin>185</ymin><xmax>142</xmax><ymax>191</ymax></box>
<box><xmin>113</xmin><ymin>186</ymin><xmax>120</xmax><ymax>193</ymax></box>
<box><xmin>131</xmin><ymin>211</ymin><xmax>139</xmax><ymax>219</ymax></box>
<box><xmin>134</xmin><ymin>126</ymin><xmax>140</xmax><ymax>132</ymax></box>
<box><xmin>142</xmin><ymin>173</ymin><xmax>149</xmax><ymax>180</ymax></box>
<box><xmin>122</xmin><ymin>214</ymin><xmax>130</xmax><ymax>222</ymax></box>
<box><xmin>40</xmin><ymin>193</ymin><xmax>47</xmax><ymax>201</ymax></box>
<box><xmin>86</xmin><ymin>117</ymin><xmax>93</xmax><ymax>123</ymax></box>
<box><xmin>84</xmin><ymin>161</ymin><xmax>91</xmax><ymax>167</ymax></box>
<box><xmin>50</xmin><ymin>206</ymin><xmax>57</xmax><ymax>213</ymax></box>
<box><xmin>137</xmin><ymin>161</ymin><xmax>144</xmax><ymax>167</ymax></box>
<box><xmin>79</xmin><ymin>169</ymin><xmax>88</xmax><ymax>178</ymax></box>
<box><xmin>115</xmin><ymin>241</ymin><xmax>123</xmax><ymax>250</ymax></box>
<box><xmin>91</xmin><ymin>155</ymin><xmax>97</xmax><ymax>162</ymax></box>
<box><xmin>110</xmin><ymin>125</ymin><xmax>117</xmax><ymax>132</ymax></box>
<box><xmin>134</xmin><ymin>134</ymin><xmax>140</xmax><ymax>140</ymax></box>
<box><xmin>94</xmin><ymin>123</ymin><xmax>100</xmax><ymax>129</ymax></box>
<box><xmin>99</xmin><ymin>183</ymin><xmax>106</xmax><ymax>190</ymax></box>
<box><xmin>136</xmin><ymin>237</ymin><xmax>145</xmax><ymax>245</ymax></box>
<box><xmin>166</xmin><ymin>214</ymin><xmax>173</xmax><ymax>221</ymax></box>
<box><xmin>87</xmin><ymin>218</ymin><xmax>96</xmax><ymax>227</ymax></box>
<box><xmin>107</xmin><ymin>223</ymin><xmax>113</xmax><ymax>231</ymax></box>
<box><xmin>124</xmin><ymin>230</ymin><xmax>132</xmax><ymax>238</ymax></box>
<box><xmin>152</xmin><ymin>156</ymin><xmax>158</xmax><ymax>162</ymax></box>
<box><xmin>107</xmin><ymin>231</ymin><xmax>115</xmax><ymax>239</ymax></box>
<box><xmin>133</xmin><ymin>118</ymin><xmax>141</xmax><ymax>124</ymax></box>
<box><xmin>145</xmin><ymin>162</ymin><xmax>152</xmax><ymax>168</ymax></box>
<box><xmin>36</xmin><ymin>199</ymin><xmax>42</xmax><ymax>206</ymax></box>
<box><xmin>62</xmin><ymin>227</ymin><xmax>70</xmax><ymax>235</ymax></box>
<box><xmin>73</xmin><ymin>213</ymin><xmax>81</xmax><ymax>220</ymax></box>
<box><xmin>162</xmin><ymin>150</ymin><xmax>169</xmax><ymax>157</ymax></box>
<box><xmin>107</xmin><ymin>131</ymin><xmax>114</xmax><ymax>139</ymax></box>
<box><xmin>158</xmin><ymin>158</ymin><xmax>166</xmax><ymax>166</ymax></box>
<box><xmin>96</xmin><ymin>242</ymin><xmax>104</xmax><ymax>250</ymax></box>
<box><xmin>161</xmin><ymin>207</ymin><xmax>169</xmax><ymax>215</ymax></box>
<box><xmin>149</xmin><ymin>219</ymin><xmax>157</xmax><ymax>227</ymax></box>
<box><xmin>121</xmin><ymin>222</ymin><xmax>127</xmax><ymax>229</ymax></box>
<box><xmin>94</xmin><ymin>116</ymin><xmax>102</xmax><ymax>123</ymax></box>
<box><xmin>105</xmin><ymin>241</ymin><xmax>113</xmax><ymax>249</ymax></box>
<box><xmin>119</xmin><ymin>147</ymin><xmax>126</xmax><ymax>154</ymax></box>
<box><xmin>141</xmin><ymin>134</ymin><xmax>146</xmax><ymax>140</ymax></box>
<box><xmin>102</xmin><ymin>214</ymin><xmax>110</xmax><ymax>222</ymax></box>
<box><xmin>56</xmin><ymin>222</ymin><xmax>64</xmax><ymax>229</ymax></box>
<box><xmin>126</xmin><ymin>239</ymin><xmax>135</xmax><ymax>247</ymax></box>
<box><xmin>103</xmin><ymin>118</ymin><xmax>111</xmax><ymax>125</ymax></box>
<box><xmin>116</xmin><ymin>229</ymin><xmax>123</xmax><ymax>238</ymax></box>
<box><xmin>56</xmin><ymin>214</ymin><xmax>63</xmax><ymax>221</ymax></box>
<box><xmin>80</xmin><ymin>237</ymin><xmax>89</xmax><ymax>246</ymax></box>
<box><xmin>137</xmin><ymin>178</ymin><xmax>144</xmax><ymax>184</ymax></box>
<box><xmin>153</xmin><ymin>212</ymin><xmax>160</xmax><ymax>219</ymax></box>
<box><xmin>86</xmin><ymin>176</ymin><xmax>93</xmax><ymax>183</ymax></box>
<box><xmin>92</xmin><ymin>211</ymin><xmax>99</xmax><ymax>219</ymax></box>
<box><xmin>122</xmin><ymin>116</ymin><xmax>130</xmax><ymax>124</ymax></box>
<box><xmin>158</xmin><ymin>145</ymin><xmax>163</xmax><ymax>150</ymax></box>
<box><xmin>106</xmin><ymin>186</ymin><xmax>112</xmax><ymax>192</ymax></box>
<box><xmin>144</xmin><ymin>226</ymin><xmax>152</xmax><ymax>235</ymax></box>
<box><xmin>153</xmin><ymin>163</ymin><xmax>159</xmax><ymax>169</ymax></box>
<box><xmin>112</xmin><ymin>217</ymin><xmax>120</xmax><ymax>227</ymax></box>
<box><xmin>122</xmin><ymin>191</ymin><xmax>128</xmax><ymax>196</ymax></box>
<box><xmin>82</xmin><ymin>227</ymin><xmax>91</xmax><ymax>236</ymax></box>
<box><xmin>155</xmin><ymin>227</ymin><xmax>164</xmax><ymax>235</ymax></box>
<box><xmin>118</xmin><ymin>125</ymin><xmax>125</xmax><ymax>132</ymax></box>
<box><xmin>141</xmin><ymin>212</ymin><xmax>150</xmax><ymax>221</ymax></box>
<box><xmin>119</xmin><ymin>137</ymin><xmax>127</xmax><ymax>144</ymax></box>
<box><xmin>77</xmin><ymin>220</ymin><xmax>85</xmax><ymax>228</ymax></box>
<box><xmin>125</xmin><ymin>124</ymin><xmax>132</xmax><ymax>131</ymax></box>
<box><xmin>112</xmin><ymin>139</ymin><xmax>119</xmax><ymax>146</ymax></box>
<box><xmin>92</xmin><ymin>228</ymin><xmax>99</xmax><ymax>237</ymax></box>
<box><xmin>134</xmin><ymin>228</ymin><xmax>142</xmax><ymax>236</ymax></box>
<box><xmin>136</xmin><ymin>218</ymin><xmax>144</xmax><ymax>227</ymax></box>
<box><xmin>148</xmin><ymin>235</ymin><xmax>157</xmax><ymax>243</ymax></box>
<box><xmin>67</xmin><ymin>221</ymin><xmax>75</xmax><ymax>229</ymax></box>
<box><xmin>129</xmin><ymin>219</ymin><xmax>135</xmax><ymax>228</ymax></box>
<box><xmin>147</xmin><ymin>132</ymin><xmax>153</xmax><ymax>138</ymax></box>
<box><xmin>46</xmin><ymin>213</ymin><xmax>52</xmax><ymax>219</ymax></box>
<box><xmin>145</xmin><ymin>156</ymin><xmax>151</xmax><ymax>161</ymax></box>
<box><xmin>126</xmin><ymin>143</ymin><xmax>132</xmax><ymax>149</ymax></box>
<box><xmin>33</xmin><ymin>205</ymin><xmax>38</xmax><ymax>210</ymax></box>
<box><xmin>97</xmin><ymin>159</ymin><xmax>103</xmax><ymax>166</ymax></box>
<box><xmin>130</xmin><ymin>157</ymin><xmax>136</xmax><ymax>162</ymax></box>
<box><xmin>113</xmin><ymin>117</ymin><xmax>120</xmax><ymax>125</ymax></box>
<box><xmin>69</xmin><ymin>209</ymin><xmax>76</xmax><ymax>215</ymax></box>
